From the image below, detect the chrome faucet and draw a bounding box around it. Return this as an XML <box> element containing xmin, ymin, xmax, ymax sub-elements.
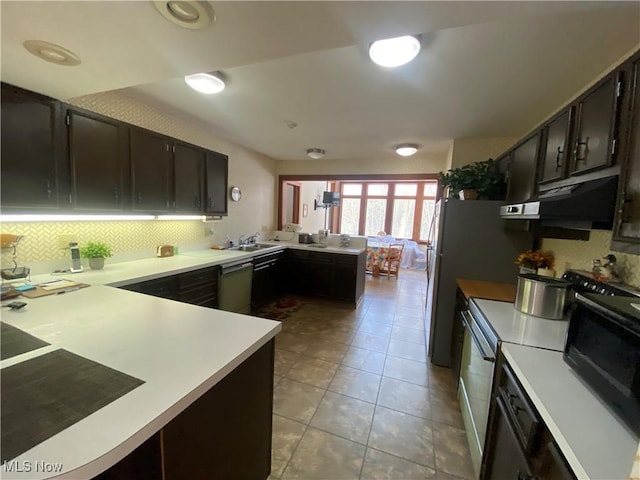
<box><xmin>239</xmin><ymin>232</ymin><xmax>260</xmax><ymax>246</ymax></box>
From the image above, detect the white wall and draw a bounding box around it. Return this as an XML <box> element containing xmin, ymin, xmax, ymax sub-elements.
<box><xmin>449</xmin><ymin>137</ymin><xmax>517</xmax><ymax>168</ymax></box>
<box><xmin>277</xmin><ymin>153</ymin><xmax>448</xmax><ymax>176</ymax></box>
<box><xmin>298</xmin><ymin>181</ymin><xmax>328</xmax><ymax>232</ymax></box>
<box><xmin>68</xmin><ymin>91</ymin><xmax>278</xmax><ymax>246</ymax></box>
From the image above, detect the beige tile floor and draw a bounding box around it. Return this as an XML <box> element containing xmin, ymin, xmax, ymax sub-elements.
<box><xmin>264</xmin><ymin>268</ymin><xmax>474</xmax><ymax>480</ymax></box>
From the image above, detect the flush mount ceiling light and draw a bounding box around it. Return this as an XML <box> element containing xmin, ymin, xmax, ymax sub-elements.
<box><xmin>184</xmin><ymin>72</ymin><xmax>225</xmax><ymax>94</ymax></box>
<box><xmin>153</xmin><ymin>1</ymin><xmax>214</xmax><ymax>30</ymax></box>
<box><xmin>306</xmin><ymin>148</ymin><xmax>326</xmax><ymax>159</ymax></box>
<box><xmin>23</xmin><ymin>40</ymin><xmax>81</xmax><ymax>66</ymax></box>
<box><xmin>395</xmin><ymin>144</ymin><xmax>419</xmax><ymax>157</ymax></box>
<box><xmin>369</xmin><ymin>35</ymin><xmax>421</xmax><ymax>68</ymax></box>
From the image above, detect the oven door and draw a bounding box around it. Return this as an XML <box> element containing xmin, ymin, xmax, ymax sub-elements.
<box><xmin>458</xmin><ymin>309</ymin><xmax>496</xmax><ymax>478</ymax></box>
<box><xmin>564</xmin><ymin>293</ymin><xmax>640</xmax><ymax>435</ymax></box>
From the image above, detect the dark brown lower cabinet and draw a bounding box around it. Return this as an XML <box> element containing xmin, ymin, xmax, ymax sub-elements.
<box><xmin>484</xmin><ymin>396</ymin><xmax>535</xmax><ymax>480</ymax></box>
<box><xmin>94</xmin><ymin>339</ymin><xmax>275</xmax><ymax>480</ymax></box>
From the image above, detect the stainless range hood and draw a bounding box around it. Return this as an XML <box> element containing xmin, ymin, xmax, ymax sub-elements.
<box><xmin>500</xmin><ymin>175</ymin><xmax>619</xmax><ymax>229</ymax></box>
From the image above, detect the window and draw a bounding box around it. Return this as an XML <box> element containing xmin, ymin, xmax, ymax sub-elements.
<box><xmin>337</xmin><ymin>180</ymin><xmax>437</xmax><ymax>241</ymax></box>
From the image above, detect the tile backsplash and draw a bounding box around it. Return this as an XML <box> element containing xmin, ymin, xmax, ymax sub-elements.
<box><xmin>0</xmin><ymin>220</ymin><xmax>205</xmax><ymax>271</ymax></box>
<box><xmin>542</xmin><ymin>230</ymin><xmax>640</xmax><ymax>288</ymax></box>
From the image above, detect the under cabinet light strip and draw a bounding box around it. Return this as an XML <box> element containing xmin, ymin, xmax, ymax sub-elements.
<box><xmin>0</xmin><ymin>214</ymin><xmax>205</xmax><ymax>222</ymax></box>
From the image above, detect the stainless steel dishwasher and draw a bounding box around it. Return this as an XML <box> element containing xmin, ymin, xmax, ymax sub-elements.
<box><xmin>458</xmin><ymin>298</ymin><xmax>498</xmax><ymax>479</ymax></box>
<box><xmin>218</xmin><ymin>260</ymin><xmax>253</xmax><ymax>314</ymax></box>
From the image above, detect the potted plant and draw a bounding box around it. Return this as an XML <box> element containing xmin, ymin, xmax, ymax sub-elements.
<box><xmin>80</xmin><ymin>241</ymin><xmax>113</xmax><ymax>270</ymax></box>
<box><xmin>439</xmin><ymin>158</ymin><xmax>506</xmax><ymax>200</ymax></box>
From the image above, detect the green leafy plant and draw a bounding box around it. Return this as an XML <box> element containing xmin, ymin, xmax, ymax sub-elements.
<box><xmin>438</xmin><ymin>158</ymin><xmax>506</xmax><ymax>199</ymax></box>
<box><xmin>80</xmin><ymin>241</ymin><xmax>113</xmax><ymax>259</ymax></box>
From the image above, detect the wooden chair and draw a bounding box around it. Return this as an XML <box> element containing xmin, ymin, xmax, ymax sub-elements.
<box><xmin>380</xmin><ymin>243</ymin><xmax>404</xmax><ymax>279</ymax></box>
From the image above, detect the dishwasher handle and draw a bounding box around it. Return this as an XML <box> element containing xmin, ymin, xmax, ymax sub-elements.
<box><xmin>222</xmin><ymin>262</ymin><xmax>253</xmax><ymax>274</ymax></box>
<box><xmin>461</xmin><ymin>310</ymin><xmax>495</xmax><ymax>362</ymax></box>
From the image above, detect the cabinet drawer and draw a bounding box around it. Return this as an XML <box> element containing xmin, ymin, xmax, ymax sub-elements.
<box><xmin>253</xmin><ymin>251</ymin><xmax>284</xmax><ymax>267</ymax></box>
<box><xmin>178</xmin><ymin>266</ymin><xmax>218</xmax><ymax>290</ymax></box>
<box><xmin>498</xmin><ymin>363</ymin><xmax>541</xmax><ymax>454</ymax></box>
<box><xmin>332</xmin><ymin>254</ymin><xmax>357</xmax><ymax>266</ymax></box>
<box><xmin>121</xmin><ymin>276</ymin><xmax>178</xmax><ymax>300</ymax></box>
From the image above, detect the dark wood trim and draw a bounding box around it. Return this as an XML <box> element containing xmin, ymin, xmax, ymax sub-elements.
<box><xmin>277</xmin><ymin>180</ymin><xmax>302</xmax><ymax>229</ymax></box>
<box><xmin>279</xmin><ymin>173</ymin><xmax>439</xmax><ymax>182</ymax></box>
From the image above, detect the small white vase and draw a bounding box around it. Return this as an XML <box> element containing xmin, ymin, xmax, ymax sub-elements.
<box><xmin>537</xmin><ymin>267</ymin><xmax>555</xmax><ymax>278</ymax></box>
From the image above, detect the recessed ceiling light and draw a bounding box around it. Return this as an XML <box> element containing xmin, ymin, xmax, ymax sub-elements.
<box><xmin>153</xmin><ymin>1</ymin><xmax>214</xmax><ymax>30</ymax></box>
<box><xmin>307</xmin><ymin>148</ymin><xmax>326</xmax><ymax>159</ymax></box>
<box><xmin>395</xmin><ymin>144</ymin><xmax>419</xmax><ymax>157</ymax></box>
<box><xmin>184</xmin><ymin>72</ymin><xmax>225</xmax><ymax>94</ymax></box>
<box><xmin>369</xmin><ymin>35</ymin><xmax>421</xmax><ymax>68</ymax></box>
<box><xmin>23</xmin><ymin>40</ymin><xmax>81</xmax><ymax>66</ymax></box>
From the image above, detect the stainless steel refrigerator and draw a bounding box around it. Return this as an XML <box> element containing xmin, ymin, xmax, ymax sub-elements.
<box><xmin>426</xmin><ymin>199</ymin><xmax>532</xmax><ymax>367</ymax></box>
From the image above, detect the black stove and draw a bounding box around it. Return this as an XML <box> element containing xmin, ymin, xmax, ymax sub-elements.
<box><xmin>561</xmin><ymin>269</ymin><xmax>640</xmax><ymax>297</ymax></box>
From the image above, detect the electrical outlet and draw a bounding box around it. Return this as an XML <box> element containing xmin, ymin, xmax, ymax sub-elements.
<box><xmin>57</xmin><ymin>234</ymin><xmax>77</xmax><ymax>250</ymax></box>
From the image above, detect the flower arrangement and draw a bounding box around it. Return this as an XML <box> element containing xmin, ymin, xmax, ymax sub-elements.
<box><xmin>515</xmin><ymin>249</ymin><xmax>554</xmax><ymax>270</ymax></box>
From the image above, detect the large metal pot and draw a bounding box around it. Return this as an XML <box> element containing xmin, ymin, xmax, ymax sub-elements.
<box><xmin>515</xmin><ymin>273</ymin><xmax>572</xmax><ymax>319</ymax></box>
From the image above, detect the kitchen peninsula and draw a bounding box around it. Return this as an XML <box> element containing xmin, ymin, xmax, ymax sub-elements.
<box><xmin>1</xmin><ymin>271</ymin><xmax>281</xmax><ymax>479</ymax></box>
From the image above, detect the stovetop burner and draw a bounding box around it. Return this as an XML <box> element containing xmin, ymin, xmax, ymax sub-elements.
<box><xmin>561</xmin><ymin>269</ymin><xmax>640</xmax><ymax>297</ymax></box>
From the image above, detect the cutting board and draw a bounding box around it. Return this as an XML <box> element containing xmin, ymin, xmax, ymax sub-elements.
<box><xmin>20</xmin><ymin>280</ymin><xmax>90</xmax><ymax>299</ymax></box>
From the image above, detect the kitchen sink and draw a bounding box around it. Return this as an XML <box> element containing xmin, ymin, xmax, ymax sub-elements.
<box><xmin>231</xmin><ymin>244</ymin><xmax>274</xmax><ymax>252</ymax></box>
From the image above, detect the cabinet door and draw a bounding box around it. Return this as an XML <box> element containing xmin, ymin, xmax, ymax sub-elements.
<box><xmin>285</xmin><ymin>250</ymin><xmax>311</xmax><ymax>294</ymax></box>
<box><xmin>1</xmin><ymin>84</ymin><xmax>63</xmax><ymax>210</ymax></box>
<box><xmin>130</xmin><ymin>128</ymin><xmax>172</xmax><ymax>213</ymax></box>
<box><xmin>506</xmin><ymin>133</ymin><xmax>541</xmax><ymax>203</ymax></box>
<box><xmin>484</xmin><ymin>396</ymin><xmax>534</xmax><ymax>480</ymax></box>
<box><xmin>174</xmin><ymin>142</ymin><xmax>204</xmax><ymax>213</ymax></box>
<box><xmin>539</xmin><ymin>108</ymin><xmax>573</xmax><ymax>184</ymax></box>
<box><xmin>205</xmin><ymin>151</ymin><xmax>228</xmax><ymax>215</ymax></box>
<box><xmin>309</xmin><ymin>252</ymin><xmax>332</xmax><ymax>298</ymax></box>
<box><xmin>332</xmin><ymin>255</ymin><xmax>357</xmax><ymax>302</ymax></box>
<box><xmin>570</xmin><ymin>73</ymin><xmax>622</xmax><ymax>175</ymax></box>
<box><xmin>68</xmin><ymin>109</ymin><xmax>128</xmax><ymax>211</ymax></box>
<box><xmin>613</xmin><ymin>57</ymin><xmax>640</xmax><ymax>248</ymax></box>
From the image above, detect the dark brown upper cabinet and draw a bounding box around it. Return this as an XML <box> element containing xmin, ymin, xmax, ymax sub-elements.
<box><xmin>539</xmin><ymin>107</ymin><xmax>574</xmax><ymax>184</ymax></box>
<box><xmin>67</xmin><ymin>108</ymin><xmax>129</xmax><ymax>211</ymax></box>
<box><xmin>570</xmin><ymin>72</ymin><xmax>623</xmax><ymax>175</ymax></box>
<box><xmin>130</xmin><ymin>128</ymin><xmax>173</xmax><ymax>213</ymax></box>
<box><xmin>612</xmin><ymin>53</ymin><xmax>640</xmax><ymax>253</ymax></box>
<box><xmin>173</xmin><ymin>142</ymin><xmax>205</xmax><ymax>213</ymax></box>
<box><xmin>505</xmin><ymin>132</ymin><xmax>541</xmax><ymax>204</ymax></box>
<box><xmin>205</xmin><ymin>151</ymin><xmax>228</xmax><ymax>216</ymax></box>
<box><xmin>1</xmin><ymin>84</ymin><xmax>64</xmax><ymax>211</ymax></box>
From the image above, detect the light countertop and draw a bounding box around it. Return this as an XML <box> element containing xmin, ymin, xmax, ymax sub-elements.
<box><xmin>472</xmin><ymin>298</ymin><xmax>568</xmax><ymax>352</ymax></box>
<box><xmin>502</xmin><ymin>343</ymin><xmax>637</xmax><ymax>480</ymax></box>
<box><xmin>1</xmin><ymin>282</ymin><xmax>280</xmax><ymax>478</ymax></box>
<box><xmin>28</xmin><ymin>243</ymin><xmax>364</xmax><ymax>289</ymax></box>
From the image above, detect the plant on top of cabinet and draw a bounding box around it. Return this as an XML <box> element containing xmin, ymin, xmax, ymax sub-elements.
<box><xmin>439</xmin><ymin>159</ymin><xmax>506</xmax><ymax>200</ymax></box>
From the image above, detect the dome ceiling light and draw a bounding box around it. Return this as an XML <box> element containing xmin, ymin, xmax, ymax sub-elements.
<box><xmin>306</xmin><ymin>148</ymin><xmax>326</xmax><ymax>159</ymax></box>
<box><xmin>184</xmin><ymin>72</ymin><xmax>225</xmax><ymax>94</ymax></box>
<box><xmin>23</xmin><ymin>40</ymin><xmax>81</xmax><ymax>66</ymax></box>
<box><xmin>369</xmin><ymin>35</ymin><xmax>421</xmax><ymax>68</ymax></box>
<box><xmin>153</xmin><ymin>1</ymin><xmax>214</xmax><ymax>30</ymax></box>
<box><xmin>395</xmin><ymin>144</ymin><xmax>419</xmax><ymax>157</ymax></box>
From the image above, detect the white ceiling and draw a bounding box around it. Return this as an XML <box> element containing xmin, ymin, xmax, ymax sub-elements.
<box><xmin>2</xmin><ymin>1</ymin><xmax>639</xmax><ymax>161</ymax></box>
